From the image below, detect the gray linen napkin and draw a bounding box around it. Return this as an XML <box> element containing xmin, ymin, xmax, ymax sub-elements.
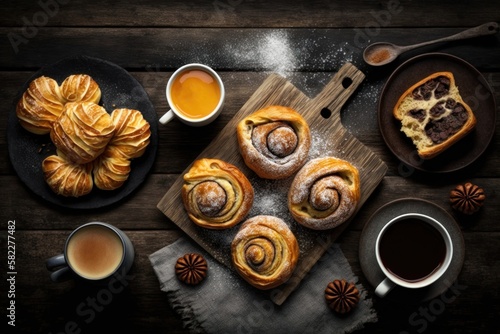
<box><xmin>149</xmin><ymin>237</ymin><xmax>377</xmax><ymax>334</ymax></box>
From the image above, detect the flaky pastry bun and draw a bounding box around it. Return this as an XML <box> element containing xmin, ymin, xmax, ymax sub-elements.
<box><xmin>109</xmin><ymin>108</ymin><xmax>151</xmax><ymax>159</ymax></box>
<box><xmin>60</xmin><ymin>74</ymin><xmax>101</xmax><ymax>103</ymax></box>
<box><xmin>50</xmin><ymin>102</ymin><xmax>115</xmax><ymax>164</ymax></box>
<box><xmin>16</xmin><ymin>76</ymin><xmax>65</xmax><ymax>135</ymax></box>
<box><xmin>237</xmin><ymin>105</ymin><xmax>311</xmax><ymax>179</ymax></box>
<box><xmin>42</xmin><ymin>152</ymin><xmax>93</xmax><ymax>197</ymax></box>
<box><xmin>93</xmin><ymin>146</ymin><xmax>132</xmax><ymax>191</ymax></box>
<box><xmin>288</xmin><ymin>157</ymin><xmax>360</xmax><ymax>230</ymax></box>
<box><xmin>182</xmin><ymin>158</ymin><xmax>254</xmax><ymax>230</ymax></box>
<box><xmin>231</xmin><ymin>215</ymin><xmax>299</xmax><ymax>290</ymax></box>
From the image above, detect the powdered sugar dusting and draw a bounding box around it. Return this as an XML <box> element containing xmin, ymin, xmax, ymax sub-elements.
<box><xmin>224</xmin><ymin>30</ymin><xmax>297</xmax><ymax>76</ymax></box>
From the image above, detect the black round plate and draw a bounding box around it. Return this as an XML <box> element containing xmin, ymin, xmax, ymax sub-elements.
<box><xmin>359</xmin><ymin>198</ymin><xmax>465</xmax><ymax>303</ymax></box>
<box><xmin>378</xmin><ymin>53</ymin><xmax>496</xmax><ymax>173</ymax></box>
<box><xmin>7</xmin><ymin>55</ymin><xmax>158</xmax><ymax>209</ymax></box>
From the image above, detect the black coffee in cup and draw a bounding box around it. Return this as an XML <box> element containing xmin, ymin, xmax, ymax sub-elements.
<box><xmin>378</xmin><ymin>217</ymin><xmax>447</xmax><ymax>282</ymax></box>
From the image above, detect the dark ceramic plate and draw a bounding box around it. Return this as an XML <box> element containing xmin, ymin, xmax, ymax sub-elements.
<box><xmin>359</xmin><ymin>198</ymin><xmax>465</xmax><ymax>303</ymax></box>
<box><xmin>378</xmin><ymin>53</ymin><xmax>496</xmax><ymax>173</ymax></box>
<box><xmin>7</xmin><ymin>55</ymin><xmax>158</xmax><ymax>209</ymax></box>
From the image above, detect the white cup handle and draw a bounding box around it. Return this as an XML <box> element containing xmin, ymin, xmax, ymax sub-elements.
<box><xmin>159</xmin><ymin>109</ymin><xmax>175</xmax><ymax>125</ymax></box>
<box><xmin>375</xmin><ymin>277</ymin><xmax>396</xmax><ymax>298</ymax></box>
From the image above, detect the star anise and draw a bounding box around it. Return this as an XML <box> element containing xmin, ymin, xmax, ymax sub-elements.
<box><xmin>325</xmin><ymin>279</ymin><xmax>360</xmax><ymax>314</ymax></box>
<box><xmin>450</xmin><ymin>182</ymin><xmax>486</xmax><ymax>215</ymax></box>
<box><xmin>175</xmin><ymin>253</ymin><xmax>207</xmax><ymax>285</ymax></box>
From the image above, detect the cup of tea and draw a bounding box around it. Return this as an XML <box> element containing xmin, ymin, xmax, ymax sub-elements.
<box><xmin>374</xmin><ymin>213</ymin><xmax>453</xmax><ymax>297</ymax></box>
<box><xmin>46</xmin><ymin>222</ymin><xmax>135</xmax><ymax>283</ymax></box>
<box><xmin>159</xmin><ymin>63</ymin><xmax>225</xmax><ymax>127</ymax></box>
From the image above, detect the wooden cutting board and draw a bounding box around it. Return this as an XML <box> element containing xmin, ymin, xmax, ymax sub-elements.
<box><xmin>157</xmin><ymin>62</ymin><xmax>387</xmax><ymax>305</ymax></box>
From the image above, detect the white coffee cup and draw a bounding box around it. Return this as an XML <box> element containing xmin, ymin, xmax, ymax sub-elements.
<box><xmin>159</xmin><ymin>63</ymin><xmax>225</xmax><ymax>127</ymax></box>
<box><xmin>374</xmin><ymin>213</ymin><xmax>453</xmax><ymax>297</ymax></box>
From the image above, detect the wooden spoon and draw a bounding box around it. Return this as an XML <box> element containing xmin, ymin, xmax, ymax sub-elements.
<box><xmin>363</xmin><ymin>22</ymin><xmax>499</xmax><ymax>66</ymax></box>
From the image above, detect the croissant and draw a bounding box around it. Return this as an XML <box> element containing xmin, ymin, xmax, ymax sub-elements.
<box><xmin>231</xmin><ymin>215</ymin><xmax>299</xmax><ymax>290</ymax></box>
<box><xmin>16</xmin><ymin>76</ymin><xmax>65</xmax><ymax>135</ymax></box>
<box><xmin>93</xmin><ymin>146</ymin><xmax>132</xmax><ymax>191</ymax></box>
<box><xmin>237</xmin><ymin>105</ymin><xmax>311</xmax><ymax>179</ymax></box>
<box><xmin>182</xmin><ymin>158</ymin><xmax>254</xmax><ymax>229</ymax></box>
<box><xmin>42</xmin><ymin>152</ymin><xmax>93</xmax><ymax>197</ymax></box>
<box><xmin>60</xmin><ymin>74</ymin><xmax>101</xmax><ymax>104</ymax></box>
<box><xmin>50</xmin><ymin>102</ymin><xmax>115</xmax><ymax>164</ymax></box>
<box><xmin>288</xmin><ymin>157</ymin><xmax>360</xmax><ymax>230</ymax></box>
<box><xmin>108</xmin><ymin>108</ymin><xmax>151</xmax><ymax>159</ymax></box>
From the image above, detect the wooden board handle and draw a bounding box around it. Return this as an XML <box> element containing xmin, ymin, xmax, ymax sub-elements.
<box><xmin>311</xmin><ymin>62</ymin><xmax>365</xmax><ymax>120</ymax></box>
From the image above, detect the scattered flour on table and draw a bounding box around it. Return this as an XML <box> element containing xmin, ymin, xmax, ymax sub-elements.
<box><xmin>223</xmin><ymin>30</ymin><xmax>297</xmax><ymax>76</ymax></box>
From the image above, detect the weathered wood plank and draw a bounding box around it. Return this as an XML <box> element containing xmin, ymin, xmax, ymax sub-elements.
<box><xmin>1</xmin><ymin>0</ymin><xmax>498</xmax><ymax>28</ymax></box>
<box><xmin>1</xmin><ymin>27</ymin><xmax>499</xmax><ymax>71</ymax></box>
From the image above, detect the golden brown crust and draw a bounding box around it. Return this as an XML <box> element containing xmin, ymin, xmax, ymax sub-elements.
<box><xmin>42</xmin><ymin>153</ymin><xmax>93</xmax><ymax>197</ymax></box>
<box><xmin>50</xmin><ymin>102</ymin><xmax>115</xmax><ymax>164</ymax></box>
<box><xmin>231</xmin><ymin>215</ymin><xmax>299</xmax><ymax>290</ymax></box>
<box><xmin>60</xmin><ymin>74</ymin><xmax>101</xmax><ymax>103</ymax></box>
<box><xmin>288</xmin><ymin>157</ymin><xmax>360</xmax><ymax>230</ymax></box>
<box><xmin>16</xmin><ymin>76</ymin><xmax>65</xmax><ymax>135</ymax></box>
<box><xmin>182</xmin><ymin>158</ymin><xmax>254</xmax><ymax>229</ymax></box>
<box><xmin>93</xmin><ymin>146</ymin><xmax>131</xmax><ymax>191</ymax></box>
<box><xmin>108</xmin><ymin>108</ymin><xmax>151</xmax><ymax>159</ymax></box>
<box><xmin>393</xmin><ymin>71</ymin><xmax>476</xmax><ymax>159</ymax></box>
<box><xmin>236</xmin><ymin>105</ymin><xmax>311</xmax><ymax>179</ymax></box>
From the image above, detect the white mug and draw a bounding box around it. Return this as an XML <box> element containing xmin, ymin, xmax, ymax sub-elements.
<box><xmin>159</xmin><ymin>63</ymin><xmax>225</xmax><ymax>127</ymax></box>
<box><xmin>374</xmin><ymin>213</ymin><xmax>453</xmax><ymax>297</ymax></box>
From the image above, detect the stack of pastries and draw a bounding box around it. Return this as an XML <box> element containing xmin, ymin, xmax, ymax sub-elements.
<box><xmin>180</xmin><ymin>105</ymin><xmax>361</xmax><ymax>290</ymax></box>
<box><xmin>16</xmin><ymin>74</ymin><xmax>151</xmax><ymax>197</ymax></box>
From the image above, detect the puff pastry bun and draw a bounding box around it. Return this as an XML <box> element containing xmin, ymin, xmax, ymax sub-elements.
<box><xmin>108</xmin><ymin>108</ymin><xmax>151</xmax><ymax>159</ymax></box>
<box><xmin>237</xmin><ymin>105</ymin><xmax>311</xmax><ymax>179</ymax></box>
<box><xmin>182</xmin><ymin>158</ymin><xmax>254</xmax><ymax>229</ymax></box>
<box><xmin>16</xmin><ymin>76</ymin><xmax>65</xmax><ymax>135</ymax></box>
<box><xmin>42</xmin><ymin>152</ymin><xmax>93</xmax><ymax>197</ymax></box>
<box><xmin>60</xmin><ymin>74</ymin><xmax>101</xmax><ymax>103</ymax></box>
<box><xmin>231</xmin><ymin>215</ymin><xmax>299</xmax><ymax>290</ymax></box>
<box><xmin>393</xmin><ymin>71</ymin><xmax>476</xmax><ymax>159</ymax></box>
<box><xmin>288</xmin><ymin>157</ymin><xmax>360</xmax><ymax>230</ymax></box>
<box><xmin>50</xmin><ymin>102</ymin><xmax>115</xmax><ymax>164</ymax></box>
<box><xmin>93</xmin><ymin>146</ymin><xmax>132</xmax><ymax>191</ymax></box>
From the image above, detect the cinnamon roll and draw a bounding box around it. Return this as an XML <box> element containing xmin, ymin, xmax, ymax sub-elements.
<box><xmin>16</xmin><ymin>76</ymin><xmax>65</xmax><ymax>135</ymax></box>
<box><xmin>42</xmin><ymin>152</ymin><xmax>93</xmax><ymax>197</ymax></box>
<box><xmin>231</xmin><ymin>215</ymin><xmax>299</xmax><ymax>290</ymax></box>
<box><xmin>50</xmin><ymin>102</ymin><xmax>115</xmax><ymax>164</ymax></box>
<box><xmin>288</xmin><ymin>157</ymin><xmax>360</xmax><ymax>230</ymax></box>
<box><xmin>237</xmin><ymin>105</ymin><xmax>311</xmax><ymax>179</ymax></box>
<box><xmin>182</xmin><ymin>158</ymin><xmax>254</xmax><ymax>230</ymax></box>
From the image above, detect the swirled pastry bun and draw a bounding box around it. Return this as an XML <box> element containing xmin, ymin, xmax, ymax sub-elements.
<box><xmin>93</xmin><ymin>146</ymin><xmax>131</xmax><ymax>191</ymax></box>
<box><xmin>60</xmin><ymin>74</ymin><xmax>101</xmax><ymax>104</ymax></box>
<box><xmin>109</xmin><ymin>108</ymin><xmax>151</xmax><ymax>159</ymax></box>
<box><xmin>182</xmin><ymin>158</ymin><xmax>254</xmax><ymax>229</ymax></box>
<box><xmin>288</xmin><ymin>157</ymin><xmax>360</xmax><ymax>230</ymax></box>
<box><xmin>231</xmin><ymin>215</ymin><xmax>299</xmax><ymax>290</ymax></box>
<box><xmin>237</xmin><ymin>105</ymin><xmax>311</xmax><ymax>179</ymax></box>
<box><xmin>50</xmin><ymin>102</ymin><xmax>115</xmax><ymax>164</ymax></box>
<box><xmin>42</xmin><ymin>152</ymin><xmax>93</xmax><ymax>197</ymax></box>
<box><xmin>16</xmin><ymin>76</ymin><xmax>65</xmax><ymax>135</ymax></box>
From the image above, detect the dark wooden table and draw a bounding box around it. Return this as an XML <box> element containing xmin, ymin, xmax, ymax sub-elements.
<box><xmin>1</xmin><ymin>1</ymin><xmax>499</xmax><ymax>333</ymax></box>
